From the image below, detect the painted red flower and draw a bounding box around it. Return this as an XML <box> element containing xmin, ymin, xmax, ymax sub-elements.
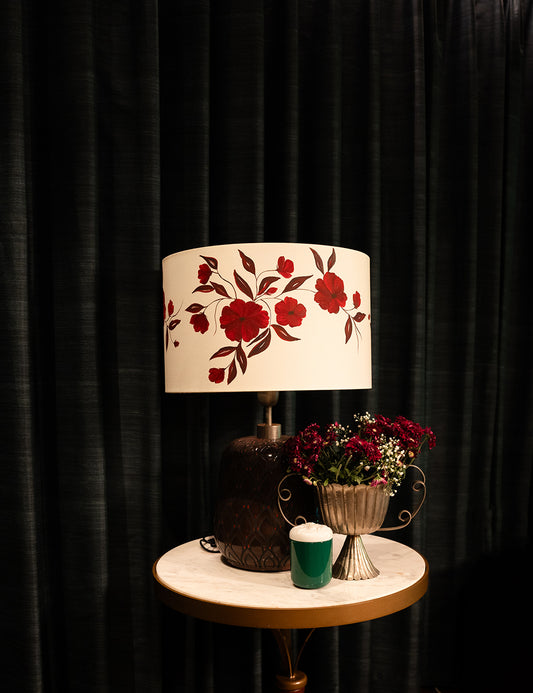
<box><xmin>198</xmin><ymin>263</ymin><xmax>212</xmax><ymax>284</ymax></box>
<box><xmin>275</xmin><ymin>296</ymin><xmax>307</xmax><ymax>327</ymax></box>
<box><xmin>277</xmin><ymin>256</ymin><xmax>294</xmax><ymax>278</ymax></box>
<box><xmin>314</xmin><ymin>272</ymin><xmax>347</xmax><ymax>314</ymax></box>
<box><xmin>209</xmin><ymin>368</ymin><xmax>225</xmax><ymax>384</ymax></box>
<box><xmin>220</xmin><ymin>299</ymin><xmax>269</xmax><ymax>342</ymax></box>
<box><xmin>190</xmin><ymin>313</ymin><xmax>209</xmax><ymax>334</ymax></box>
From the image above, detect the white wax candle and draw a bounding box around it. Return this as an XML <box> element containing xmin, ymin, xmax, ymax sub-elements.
<box><xmin>289</xmin><ymin>522</ymin><xmax>333</xmax><ymax>543</ymax></box>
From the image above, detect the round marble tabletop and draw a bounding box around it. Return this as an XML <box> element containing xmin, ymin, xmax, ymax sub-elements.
<box><xmin>153</xmin><ymin>534</ymin><xmax>428</xmax><ymax>629</ymax></box>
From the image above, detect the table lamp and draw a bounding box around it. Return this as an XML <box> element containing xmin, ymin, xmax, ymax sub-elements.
<box><xmin>163</xmin><ymin>242</ymin><xmax>371</xmax><ymax>571</ymax></box>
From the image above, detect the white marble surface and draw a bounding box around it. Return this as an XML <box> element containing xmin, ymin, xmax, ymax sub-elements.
<box><xmin>155</xmin><ymin>535</ymin><xmax>426</xmax><ymax>611</ymax></box>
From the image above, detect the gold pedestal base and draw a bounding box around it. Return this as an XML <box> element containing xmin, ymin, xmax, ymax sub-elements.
<box><xmin>275</xmin><ymin>671</ymin><xmax>308</xmax><ymax>692</ymax></box>
<box><xmin>333</xmin><ymin>534</ymin><xmax>380</xmax><ymax>580</ymax></box>
<box><xmin>273</xmin><ymin>629</ymin><xmax>314</xmax><ymax>693</ymax></box>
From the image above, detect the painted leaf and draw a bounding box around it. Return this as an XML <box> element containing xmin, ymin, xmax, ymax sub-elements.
<box><xmin>272</xmin><ymin>324</ymin><xmax>300</xmax><ymax>342</ymax></box>
<box><xmin>281</xmin><ymin>275</ymin><xmax>312</xmax><ymax>294</ymax></box>
<box><xmin>258</xmin><ymin>275</ymin><xmax>280</xmax><ymax>295</ymax></box>
<box><xmin>236</xmin><ymin>344</ymin><xmax>247</xmax><ymax>374</ymax></box>
<box><xmin>211</xmin><ymin>281</ymin><xmax>230</xmax><ymax>297</ymax></box>
<box><xmin>345</xmin><ymin>316</ymin><xmax>353</xmax><ymax>343</ymax></box>
<box><xmin>185</xmin><ymin>303</ymin><xmax>204</xmax><ymax>313</ymax></box>
<box><xmin>227</xmin><ymin>358</ymin><xmax>238</xmax><ymax>385</ymax></box>
<box><xmin>327</xmin><ymin>248</ymin><xmax>336</xmax><ymax>271</ymax></box>
<box><xmin>239</xmin><ymin>250</ymin><xmax>256</xmax><ymax>275</ymax></box>
<box><xmin>310</xmin><ymin>247</ymin><xmax>324</xmax><ymax>273</ymax></box>
<box><xmin>353</xmin><ymin>291</ymin><xmax>361</xmax><ymax>309</ymax></box>
<box><xmin>168</xmin><ymin>319</ymin><xmax>181</xmax><ymax>330</ymax></box>
<box><xmin>248</xmin><ymin>328</ymin><xmax>269</xmax><ymax>347</ymax></box>
<box><xmin>210</xmin><ymin>346</ymin><xmax>237</xmax><ymax>359</ymax></box>
<box><xmin>200</xmin><ymin>255</ymin><xmax>218</xmax><ymax>270</ymax></box>
<box><xmin>193</xmin><ymin>285</ymin><xmax>214</xmax><ymax>293</ymax></box>
<box><xmin>354</xmin><ymin>312</ymin><xmax>366</xmax><ymax>323</ymax></box>
<box><xmin>248</xmin><ymin>329</ymin><xmax>271</xmax><ymax>357</ymax></box>
<box><xmin>234</xmin><ymin>270</ymin><xmax>254</xmax><ymax>299</ymax></box>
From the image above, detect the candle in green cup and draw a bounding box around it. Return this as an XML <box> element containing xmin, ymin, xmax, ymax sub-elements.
<box><xmin>290</xmin><ymin>522</ymin><xmax>333</xmax><ymax>589</ymax></box>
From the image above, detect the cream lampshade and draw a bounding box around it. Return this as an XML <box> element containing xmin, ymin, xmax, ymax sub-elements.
<box><xmin>162</xmin><ymin>242</ymin><xmax>372</xmax><ymax>570</ymax></box>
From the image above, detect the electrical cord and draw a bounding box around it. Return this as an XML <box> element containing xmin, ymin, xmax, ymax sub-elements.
<box><xmin>199</xmin><ymin>535</ymin><xmax>220</xmax><ymax>553</ymax></box>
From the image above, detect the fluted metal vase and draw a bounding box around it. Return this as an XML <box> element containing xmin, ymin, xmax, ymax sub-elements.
<box><xmin>316</xmin><ymin>483</ymin><xmax>390</xmax><ymax>580</ymax></box>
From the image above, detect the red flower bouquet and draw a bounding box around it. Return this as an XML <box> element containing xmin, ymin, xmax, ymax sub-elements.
<box><xmin>284</xmin><ymin>412</ymin><xmax>436</xmax><ymax>496</ymax></box>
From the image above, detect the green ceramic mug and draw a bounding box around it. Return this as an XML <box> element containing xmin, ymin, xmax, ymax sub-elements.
<box><xmin>289</xmin><ymin>522</ymin><xmax>333</xmax><ymax>589</ymax></box>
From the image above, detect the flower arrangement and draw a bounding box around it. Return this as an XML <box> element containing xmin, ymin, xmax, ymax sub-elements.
<box><xmin>284</xmin><ymin>412</ymin><xmax>436</xmax><ymax>496</ymax></box>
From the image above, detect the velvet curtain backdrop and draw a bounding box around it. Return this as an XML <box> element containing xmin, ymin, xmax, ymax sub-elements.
<box><xmin>2</xmin><ymin>1</ymin><xmax>531</xmax><ymax>692</ymax></box>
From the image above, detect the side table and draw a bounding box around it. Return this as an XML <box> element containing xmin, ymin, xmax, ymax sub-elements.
<box><xmin>153</xmin><ymin>534</ymin><xmax>428</xmax><ymax>691</ymax></box>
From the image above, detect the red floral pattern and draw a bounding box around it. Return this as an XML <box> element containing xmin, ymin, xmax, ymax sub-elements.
<box><xmin>275</xmin><ymin>296</ymin><xmax>306</xmax><ymax>327</ymax></box>
<box><xmin>163</xmin><ymin>293</ymin><xmax>181</xmax><ymax>349</ymax></box>
<box><xmin>190</xmin><ymin>312</ymin><xmax>210</xmax><ymax>334</ymax></box>
<box><xmin>208</xmin><ymin>368</ymin><xmax>225</xmax><ymax>384</ymax></box>
<box><xmin>198</xmin><ymin>263</ymin><xmax>212</xmax><ymax>284</ymax></box>
<box><xmin>220</xmin><ymin>299</ymin><xmax>269</xmax><ymax>342</ymax></box>
<box><xmin>314</xmin><ymin>272</ymin><xmax>347</xmax><ymax>314</ymax></box>
<box><xmin>276</xmin><ymin>256</ymin><xmax>294</xmax><ymax>278</ymax></box>
<box><xmin>164</xmin><ymin>247</ymin><xmax>370</xmax><ymax>385</ymax></box>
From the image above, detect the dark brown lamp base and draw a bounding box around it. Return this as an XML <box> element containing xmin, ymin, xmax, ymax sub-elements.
<box><xmin>213</xmin><ymin>433</ymin><xmax>293</xmax><ymax>571</ymax></box>
<box><xmin>213</xmin><ymin>394</ymin><xmax>315</xmax><ymax>572</ymax></box>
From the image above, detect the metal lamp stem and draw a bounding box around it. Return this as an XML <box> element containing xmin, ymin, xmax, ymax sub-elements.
<box><xmin>257</xmin><ymin>391</ymin><xmax>282</xmax><ymax>440</ymax></box>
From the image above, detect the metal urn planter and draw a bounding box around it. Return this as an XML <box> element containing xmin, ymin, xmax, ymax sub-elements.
<box><xmin>315</xmin><ymin>483</ymin><xmax>390</xmax><ymax>580</ymax></box>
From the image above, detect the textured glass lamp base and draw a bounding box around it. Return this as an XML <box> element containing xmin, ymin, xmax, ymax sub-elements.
<box><xmin>333</xmin><ymin>534</ymin><xmax>380</xmax><ymax>580</ymax></box>
<box><xmin>214</xmin><ymin>435</ymin><xmax>313</xmax><ymax>572</ymax></box>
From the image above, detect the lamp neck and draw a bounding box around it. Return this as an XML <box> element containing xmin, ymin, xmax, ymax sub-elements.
<box><xmin>256</xmin><ymin>422</ymin><xmax>282</xmax><ymax>440</ymax></box>
<box><xmin>256</xmin><ymin>391</ymin><xmax>281</xmax><ymax>440</ymax></box>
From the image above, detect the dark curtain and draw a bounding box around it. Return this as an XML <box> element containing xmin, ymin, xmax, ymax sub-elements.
<box><xmin>2</xmin><ymin>1</ymin><xmax>532</xmax><ymax>692</ymax></box>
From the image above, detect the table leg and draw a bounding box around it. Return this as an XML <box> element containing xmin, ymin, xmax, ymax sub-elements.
<box><xmin>272</xmin><ymin>629</ymin><xmax>315</xmax><ymax>692</ymax></box>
